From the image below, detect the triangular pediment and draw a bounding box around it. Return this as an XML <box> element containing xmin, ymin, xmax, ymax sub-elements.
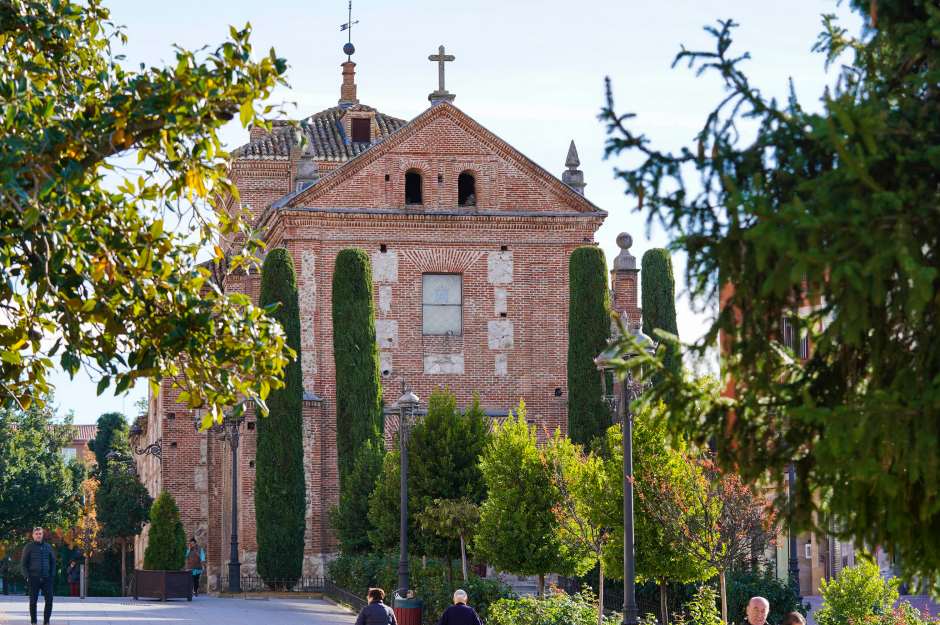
<box><xmin>284</xmin><ymin>102</ymin><xmax>605</xmax><ymax>215</ymax></box>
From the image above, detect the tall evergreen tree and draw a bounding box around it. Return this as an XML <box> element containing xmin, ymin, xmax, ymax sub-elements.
<box><xmin>88</xmin><ymin>412</ymin><xmax>130</xmax><ymax>477</ymax></box>
<box><xmin>143</xmin><ymin>491</ymin><xmax>185</xmax><ymax>571</ymax></box>
<box><xmin>254</xmin><ymin>248</ymin><xmax>306</xmax><ymax>587</ymax></box>
<box><xmin>332</xmin><ymin>248</ymin><xmax>383</xmax><ymax>483</ymax></box>
<box><xmin>641</xmin><ymin>249</ymin><xmax>680</xmax><ymax>375</ymax></box>
<box><xmin>567</xmin><ymin>246</ymin><xmax>612</xmax><ymax>447</ymax></box>
<box><xmin>97</xmin><ymin>464</ymin><xmax>152</xmax><ymax>594</ymax></box>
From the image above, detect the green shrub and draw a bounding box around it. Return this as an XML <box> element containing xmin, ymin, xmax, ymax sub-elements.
<box><xmin>331</xmin><ymin>439</ymin><xmax>386</xmax><ymax>554</ymax></box>
<box><xmin>255</xmin><ymin>248</ymin><xmax>306</xmax><ymax>587</ymax></box>
<box><xmin>815</xmin><ymin>560</ymin><xmax>899</xmax><ymax>625</ymax></box>
<box><xmin>567</xmin><ymin>246</ymin><xmax>611</xmax><ymax>447</ymax></box>
<box><xmin>686</xmin><ymin>585</ymin><xmax>721</xmax><ymax>625</ymax></box>
<box><xmin>142</xmin><ymin>491</ymin><xmax>185</xmax><ymax>571</ymax></box>
<box><xmin>367</xmin><ymin>390</ymin><xmax>490</xmax><ymax>556</ymax></box>
<box><xmin>488</xmin><ymin>589</ymin><xmax>618</xmax><ymax>625</ymax></box>
<box><xmin>726</xmin><ymin>569</ymin><xmax>804</xmax><ymax>625</ymax></box>
<box><xmin>332</xmin><ymin>248</ymin><xmax>383</xmax><ymax>483</ymax></box>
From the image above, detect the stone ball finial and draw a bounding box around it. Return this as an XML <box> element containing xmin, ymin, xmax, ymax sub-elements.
<box><xmin>343</xmin><ymin>42</ymin><xmax>356</xmax><ymax>56</ymax></box>
<box><xmin>616</xmin><ymin>232</ymin><xmax>633</xmax><ymax>251</ymax></box>
<box><xmin>613</xmin><ymin>232</ymin><xmax>637</xmax><ymax>271</ymax></box>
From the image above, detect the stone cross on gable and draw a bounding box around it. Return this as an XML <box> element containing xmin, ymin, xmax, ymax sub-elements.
<box><xmin>427</xmin><ymin>44</ymin><xmax>456</xmax><ymax>104</ymax></box>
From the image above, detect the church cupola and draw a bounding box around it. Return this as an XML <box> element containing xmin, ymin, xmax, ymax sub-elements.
<box><xmin>561</xmin><ymin>140</ymin><xmax>586</xmax><ymax>195</ymax></box>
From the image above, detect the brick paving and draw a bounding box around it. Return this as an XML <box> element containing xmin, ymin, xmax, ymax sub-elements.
<box><xmin>0</xmin><ymin>595</ymin><xmax>356</xmax><ymax>625</ymax></box>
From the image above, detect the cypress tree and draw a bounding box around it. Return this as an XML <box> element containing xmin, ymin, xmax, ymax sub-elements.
<box><xmin>567</xmin><ymin>246</ymin><xmax>612</xmax><ymax>447</ymax></box>
<box><xmin>143</xmin><ymin>491</ymin><xmax>185</xmax><ymax>571</ymax></box>
<box><xmin>88</xmin><ymin>412</ymin><xmax>130</xmax><ymax>478</ymax></box>
<box><xmin>332</xmin><ymin>248</ymin><xmax>383</xmax><ymax>483</ymax></box>
<box><xmin>255</xmin><ymin>248</ymin><xmax>306</xmax><ymax>587</ymax></box>
<box><xmin>641</xmin><ymin>248</ymin><xmax>680</xmax><ymax>375</ymax></box>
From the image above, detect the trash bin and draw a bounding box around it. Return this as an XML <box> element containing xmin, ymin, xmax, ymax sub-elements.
<box><xmin>394</xmin><ymin>594</ymin><xmax>423</xmax><ymax>625</ymax></box>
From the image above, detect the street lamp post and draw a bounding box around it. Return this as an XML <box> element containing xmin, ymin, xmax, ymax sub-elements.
<box><xmin>596</xmin><ymin>325</ymin><xmax>655</xmax><ymax>625</ymax></box>
<box><xmin>787</xmin><ymin>463</ymin><xmax>801</xmax><ymax>599</ymax></box>
<box><xmin>393</xmin><ymin>389</ymin><xmax>420</xmax><ymax>598</ymax></box>
<box><xmin>195</xmin><ymin>410</ymin><xmax>246</xmax><ymax>593</ymax></box>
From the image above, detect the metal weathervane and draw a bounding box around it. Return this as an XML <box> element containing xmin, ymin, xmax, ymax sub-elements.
<box><xmin>340</xmin><ymin>1</ymin><xmax>359</xmax><ymax>60</ymax></box>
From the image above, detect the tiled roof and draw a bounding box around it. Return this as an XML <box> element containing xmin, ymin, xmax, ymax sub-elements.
<box><xmin>233</xmin><ymin>105</ymin><xmax>407</xmax><ymax>162</ymax></box>
<box><xmin>73</xmin><ymin>424</ymin><xmax>97</xmax><ymax>441</ymax></box>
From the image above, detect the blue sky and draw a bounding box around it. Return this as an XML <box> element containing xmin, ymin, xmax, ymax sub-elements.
<box><xmin>52</xmin><ymin>0</ymin><xmax>863</xmax><ymax>423</ymax></box>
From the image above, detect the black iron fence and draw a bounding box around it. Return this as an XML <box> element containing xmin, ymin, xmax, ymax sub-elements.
<box><xmin>323</xmin><ymin>579</ymin><xmax>367</xmax><ymax>611</ymax></box>
<box><xmin>213</xmin><ymin>574</ymin><xmax>367</xmax><ymax>611</ymax></box>
<box><xmin>215</xmin><ymin>574</ymin><xmax>327</xmax><ymax>593</ymax></box>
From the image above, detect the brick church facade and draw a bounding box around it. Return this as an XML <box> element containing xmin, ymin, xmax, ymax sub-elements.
<box><xmin>133</xmin><ymin>54</ymin><xmax>642</xmax><ymax>586</ymax></box>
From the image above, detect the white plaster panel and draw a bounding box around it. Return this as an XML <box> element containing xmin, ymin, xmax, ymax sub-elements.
<box><xmin>300</xmin><ymin>251</ymin><xmax>318</xmax><ymax>378</ymax></box>
<box><xmin>487</xmin><ymin>251</ymin><xmax>513</xmax><ymax>285</ymax></box>
<box><xmin>380</xmin><ymin>352</ymin><xmax>394</xmax><ymax>377</ymax></box>
<box><xmin>375</xmin><ymin>319</ymin><xmax>399</xmax><ymax>349</ymax></box>
<box><xmin>494</xmin><ymin>288</ymin><xmax>508</xmax><ymax>315</ymax></box>
<box><xmin>495</xmin><ymin>353</ymin><xmax>508</xmax><ymax>377</ymax></box>
<box><xmin>424</xmin><ymin>353</ymin><xmax>465</xmax><ymax>375</ymax></box>
<box><xmin>378</xmin><ymin>285</ymin><xmax>392</xmax><ymax>316</ymax></box>
<box><xmin>372</xmin><ymin>250</ymin><xmax>399</xmax><ymax>283</ymax></box>
<box><xmin>488</xmin><ymin>320</ymin><xmax>514</xmax><ymax>350</ymax></box>
<box><xmin>199</xmin><ymin>438</ymin><xmax>207</xmax><ymax>464</ymax></box>
<box><xmin>194</xmin><ymin>466</ymin><xmax>208</xmax><ymax>492</ymax></box>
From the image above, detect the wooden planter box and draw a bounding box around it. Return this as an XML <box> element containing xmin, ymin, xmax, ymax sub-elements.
<box><xmin>133</xmin><ymin>570</ymin><xmax>192</xmax><ymax>601</ymax></box>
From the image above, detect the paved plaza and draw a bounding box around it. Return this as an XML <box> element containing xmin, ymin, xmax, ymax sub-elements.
<box><xmin>0</xmin><ymin>595</ymin><xmax>356</xmax><ymax>625</ymax></box>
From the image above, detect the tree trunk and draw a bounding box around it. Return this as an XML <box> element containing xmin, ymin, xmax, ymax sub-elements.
<box><xmin>538</xmin><ymin>573</ymin><xmax>545</xmax><ymax>598</ymax></box>
<box><xmin>719</xmin><ymin>569</ymin><xmax>729</xmax><ymax>624</ymax></box>
<box><xmin>446</xmin><ymin>546</ymin><xmax>454</xmax><ymax>587</ymax></box>
<box><xmin>598</xmin><ymin>558</ymin><xmax>605</xmax><ymax>625</ymax></box>
<box><xmin>660</xmin><ymin>579</ymin><xmax>670</xmax><ymax>625</ymax></box>
<box><xmin>121</xmin><ymin>541</ymin><xmax>127</xmax><ymax>597</ymax></box>
<box><xmin>459</xmin><ymin>534</ymin><xmax>468</xmax><ymax>581</ymax></box>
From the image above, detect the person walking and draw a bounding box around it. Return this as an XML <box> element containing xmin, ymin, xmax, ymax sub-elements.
<box><xmin>436</xmin><ymin>589</ymin><xmax>483</xmax><ymax>625</ymax></box>
<box><xmin>184</xmin><ymin>538</ymin><xmax>205</xmax><ymax>596</ymax></box>
<box><xmin>21</xmin><ymin>527</ymin><xmax>55</xmax><ymax>625</ymax></box>
<box><xmin>355</xmin><ymin>587</ymin><xmax>397</xmax><ymax>625</ymax></box>
<box><xmin>66</xmin><ymin>560</ymin><xmax>80</xmax><ymax>597</ymax></box>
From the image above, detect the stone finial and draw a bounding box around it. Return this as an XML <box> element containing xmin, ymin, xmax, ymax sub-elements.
<box><xmin>565</xmin><ymin>140</ymin><xmax>580</xmax><ymax>168</ymax></box>
<box><xmin>561</xmin><ymin>139</ymin><xmax>586</xmax><ymax>195</ymax></box>
<box><xmin>613</xmin><ymin>232</ymin><xmax>636</xmax><ymax>271</ymax></box>
<box><xmin>338</xmin><ymin>61</ymin><xmax>359</xmax><ymax>108</ymax></box>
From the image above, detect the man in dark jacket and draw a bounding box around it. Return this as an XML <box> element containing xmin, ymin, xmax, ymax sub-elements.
<box><xmin>436</xmin><ymin>589</ymin><xmax>483</xmax><ymax>625</ymax></box>
<box><xmin>355</xmin><ymin>587</ymin><xmax>397</xmax><ymax>625</ymax></box>
<box><xmin>20</xmin><ymin>527</ymin><xmax>55</xmax><ymax>625</ymax></box>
